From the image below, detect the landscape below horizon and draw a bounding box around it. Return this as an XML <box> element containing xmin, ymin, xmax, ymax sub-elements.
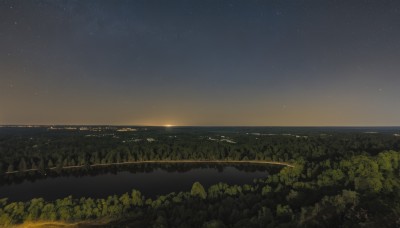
<box><xmin>1</xmin><ymin>126</ymin><xmax>400</xmax><ymax>227</ymax></box>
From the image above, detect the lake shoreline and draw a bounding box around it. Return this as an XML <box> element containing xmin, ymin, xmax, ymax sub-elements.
<box><xmin>5</xmin><ymin>160</ymin><xmax>294</xmax><ymax>174</ymax></box>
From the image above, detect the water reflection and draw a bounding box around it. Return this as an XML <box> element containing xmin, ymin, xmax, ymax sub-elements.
<box><xmin>0</xmin><ymin>163</ymin><xmax>281</xmax><ymax>201</ymax></box>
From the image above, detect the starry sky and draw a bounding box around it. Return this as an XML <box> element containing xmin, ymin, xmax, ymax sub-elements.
<box><xmin>1</xmin><ymin>0</ymin><xmax>400</xmax><ymax>126</ymax></box>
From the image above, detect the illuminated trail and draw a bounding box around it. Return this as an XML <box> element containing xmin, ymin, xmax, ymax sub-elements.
<box><xmin>4</xmin><ymin>160</ymin><xmax>294</xmax><ymax>174</ymax></box>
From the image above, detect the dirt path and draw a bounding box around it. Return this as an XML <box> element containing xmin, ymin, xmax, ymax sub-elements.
<box><xmin>13</xmin><ymin>221</ymin><xmax>80</xmax><ymax>228</ymax></box>
<box><xmin>5</xmin><ymin>160</ymin><xmax>294</xmax><ymax>174</ymax></box>
<box><xmin>13</xmin><ymin>219</ymin><xmax>110</xmax><ymax>228</ymax></box>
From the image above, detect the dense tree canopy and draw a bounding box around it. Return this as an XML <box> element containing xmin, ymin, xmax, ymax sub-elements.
<box><xmin>1</xmin><ymin>127</ymin><xmax>400</xmax><ymax>227</ymax></box>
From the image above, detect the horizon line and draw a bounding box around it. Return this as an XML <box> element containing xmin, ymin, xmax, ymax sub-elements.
<box><xmin>1</xmin><ymin>124</ymin><xmax>400</xmax><ymax>128</ymax></box>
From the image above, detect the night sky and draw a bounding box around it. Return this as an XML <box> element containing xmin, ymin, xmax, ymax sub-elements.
<box><xmin>1</xmin><ymin>0</ymin><xmax>400</xmax><ymax>126</ymax></box>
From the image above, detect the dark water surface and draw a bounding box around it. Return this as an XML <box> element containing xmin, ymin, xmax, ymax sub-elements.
<box><xmin>0</xmin><ymin>164</ymin><xmax>280</xmax><ymax>201</ymax></box>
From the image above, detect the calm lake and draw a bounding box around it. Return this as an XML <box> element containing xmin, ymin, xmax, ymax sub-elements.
<box><xmin>0</xmin><ymin>163</ymin><xmax>281</xmax><ymax>202</ymax></box>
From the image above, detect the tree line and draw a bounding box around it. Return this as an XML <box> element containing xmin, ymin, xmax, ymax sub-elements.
<box><xmin>0</xmin><ymin>131</ymin><xmax>400</xmax><ymax>227</ymax></box>
<box><xmin>1</xmin><ymin>132</ymin><xmax>399</xmax><ymax>174</ymax></box>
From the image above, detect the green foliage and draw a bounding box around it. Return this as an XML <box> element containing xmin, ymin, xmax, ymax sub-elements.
<box><xmin>261</xmin><ymin>185</ymin><xmax>272</xmax><ymax>196</ymax></box>
<box><xmin>276</xmin><ymin>204</ymin><xmax>293</xmax><ymax>222</ymax></box>
<box><xmin>340</xmin><ymin>156</ymin><xmax>383</xmax><ymax>192</ymax></box>
<box><xmin>191</xmin><ymin>182</ymin><xmax>207</xmax><ymax>199</ymax></box>
<box><xmin>1</xmin><ymin>130</ymin><xmax>400</xmax><ymax>227</ymax></box>
<box><xmin>300</xmin><ymin>190</ymin><xmax>359</xmax><ymax>226</ymax></box>
<box><xmin>202</xmin><ymin>220</ymin><xmax>227</xmax><ymax>228</ymax></box>
<box><xmin>131</xmin><ymin>189</ymin><xmax>143</xmax><ymax>206</ymax></box>
<box><xmin>317</xmin><ymin>169</ymin><xmax>345</xmax><ymax>187</ymax></box>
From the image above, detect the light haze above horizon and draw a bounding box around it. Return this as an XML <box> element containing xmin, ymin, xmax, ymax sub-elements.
<box><xmin>1</xmin><ymin>0</ymin><xmax>400</xmax><ymax>126</ymax></box>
